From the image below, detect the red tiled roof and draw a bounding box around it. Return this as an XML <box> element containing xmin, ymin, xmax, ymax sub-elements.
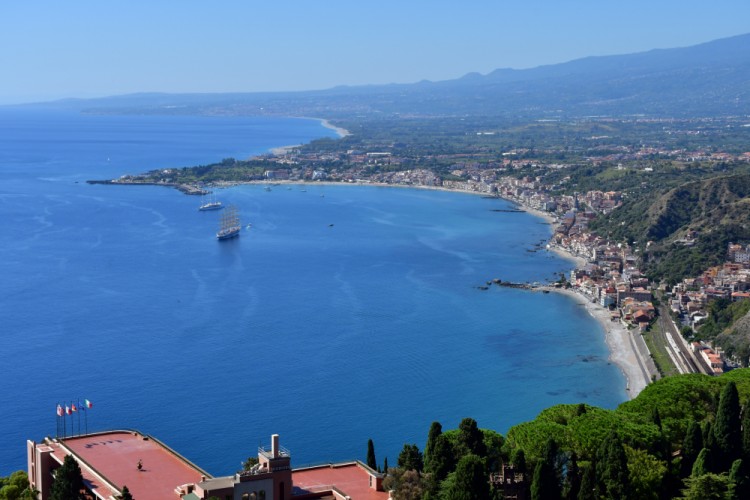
<box><xmin>59</xmin><ymin>431</ymin><xmax>207</xmax><ymax>500</ymax></box>
<box><xmin>293</xmin><ymin>463</ymin><xmax>388</xmax><ymax>500</ymax></box>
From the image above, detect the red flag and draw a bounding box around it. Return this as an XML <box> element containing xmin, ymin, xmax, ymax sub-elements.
<box><xmin>56</xmin><ymin>404</ymin><xmax>63</xmax><ymax>417</ymax></box>
<box><xmin>65</xmin><ymin>405</ymin><xmax>71</xmax><ymax>415</ymax></box>
<box><xmin>71</xmin><ymin>403</ymin><xmax>77</xmax><ymax>413</ymax></box>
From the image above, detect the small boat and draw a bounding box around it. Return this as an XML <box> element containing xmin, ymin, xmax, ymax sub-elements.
<box><xmin>264</xmin><ymin>186</ymin><xmax>272</xmax><ymax>192</ymax></box>
<box><xmin>217</xmin><ymin>206</ymin><xmax>241</xmax><ymax>240</ymax></box>
<box><xmin>199</xmin><ymin>193</ymin><xmax>223</xmax><ymax>211</ymax></box>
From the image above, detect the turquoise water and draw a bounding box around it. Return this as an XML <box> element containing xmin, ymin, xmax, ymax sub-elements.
<box><xmin>0</xmin><ymin>110</ymin><xmax>626</xmax><ymax>475</ymax></box>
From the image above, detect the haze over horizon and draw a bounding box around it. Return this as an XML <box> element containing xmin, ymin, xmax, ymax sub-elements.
<box><xmin>2</xmin><ymin>0</ymin><xmax>749</xmax><ymax>105</ymax></box>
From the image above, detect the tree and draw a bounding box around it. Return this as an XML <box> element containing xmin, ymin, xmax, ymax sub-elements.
<box><xmin>681</xmin><ymin>473</ymin><xmax>730</xmax><ymax>500</ymax></box>
<box><xmin>531</xmin><ymin>439</ymin><xmax>561</xmax><ymax>500</ymax></box>
<box><xmin>119</xmin><ymin>485</ymin><xmax>134</xmax><ymax>500</ymax></box>
<box><xmin>456</xmin><ymin>418</ymin><xmax>486</xmax><ymax>459</ymax></box>
<box><xmin>692</xmin><ymin>448</ymin><xmax>712</xmax><ymax>477</ymax></box>
<box><xmin>428</xmin><ymin>434</ymin><xmax>454</xmax><ymax>482</ymax></box>
<box><xmin>383</xmin><ymin>457</ymin><xmax>388</xmax><ymax>474</ymax></box>
<box><xmin>242</xmin><ymin>456</ymin><xmax>259</xmax><ymax>471</ymax></box>
<box><xmin>397</xmin><ymin>444</ymin><xmax>423</xmax><ymax>472</ymax></box>
<box><xmin>577</xmin><ymin>463</ymin><xmax>597</xmax><ymax>500</ymax></box>
<box><xmin>729</xmin><ymin>459</ymin><xmax>749</xmax><ymax>499</ymax></box>
<box><xmin>367</xmin><ymin>439</ymin><xmax>377</xmax><ymax>470</ymax></box>
<box><xmin>383</xmin><ymin>469</ymin><xmax>428</xmax><ymax>500</ymax></box>
<box><xmin>512</xmin><ymin>448</ymin><xmax>527</xmax><ymax>476</ymax></box>
<box><xmin>624</xmin><ymin>446</ymin><xmax>666</xmax><ymax>500</ymax></box>
<box><xmin>682</xmin><ymin>420</ymin><xmax>704</xmax><ymax>476</ymax></box>
<box><xmin>563</xmin><ymin>451</ymin><xmax>581</xmax><ymax>500</ymax></box>
<box><xmin>742</xmin><ymin>397</ymin><xmax>750</xmax><ymax>461</ymax></box>
<box><xmin>596</xmin><ymin>432</ymin><xmax>629</xmax><ymax>499</ymax></box>
<box><xmin>50</xmin><ymin>455</ymin><xmax>85</xmax><ymax>500</ymax></box>
<box><xmin>443</xmin><ymin>454</ymin><xmax>489</xmax><ymax>500</ymax></box>
<box><xmin>651</xmin><ymin>406</ymin><xmax>662</xmax><ymax>431</ymax></box>
<box><xmin>424</xmin><ymin>422</ymin><xmax>443</xmax><ymax>474</ymax></box>
<box><xmin>714</xmin><ymin>381</ymin><xmax>742</xmax><ymax>471</ymax></box>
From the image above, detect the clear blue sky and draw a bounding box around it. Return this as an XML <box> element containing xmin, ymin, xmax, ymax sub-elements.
<box><xmin>2</xmin><ymin>0</ymin><xmax>748</xmax><ymax>104</ymax></box>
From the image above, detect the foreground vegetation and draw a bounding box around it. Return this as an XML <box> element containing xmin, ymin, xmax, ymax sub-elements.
<box><xmin>382</xmin><ymin>369</ymin><xmax>750</xmax><ymax>499</ymax></box>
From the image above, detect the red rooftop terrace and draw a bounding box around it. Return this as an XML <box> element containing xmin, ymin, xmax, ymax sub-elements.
<box><xmin>28</xmin><ymin>431</ymin><xmax>389</xmax><ymax>500</ymax></box>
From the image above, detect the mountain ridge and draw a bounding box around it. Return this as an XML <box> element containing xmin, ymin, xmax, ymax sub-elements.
<box><xmin>7</xmin><ymin>32</ymin><xmax>750</xmax><ymax>119</ymax></box>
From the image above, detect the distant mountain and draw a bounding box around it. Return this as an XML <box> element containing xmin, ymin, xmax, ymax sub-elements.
<box><xmin>11</xmin><ymin>33</ymin><xmax>750</xmax><ymax>118</ymax></box>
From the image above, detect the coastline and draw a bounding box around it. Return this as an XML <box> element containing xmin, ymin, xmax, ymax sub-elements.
<box><xmin>268</xmin><ymin>118</ymin><xmax>350</xmax><ymax>156</ymax></box>
<box><xmin>109</xmin><ymin>171</ymin><xmax>654</xmax><ymax>399</ymax></box>
<box><xmin>541</xmin><ymin>286</ymin><xmax>654</xmax><ymax>399</ymax></box>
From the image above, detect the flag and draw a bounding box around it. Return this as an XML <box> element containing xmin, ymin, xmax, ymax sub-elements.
<box><xmin>85</xmin><ymin>399</ymin><xmax>93</xmax><ymax>409</ymax></box>
<box><xmin>78</xmin><ymin>400</ymin><xmax>85</xmax><ymax>412</ymax></box>
<box><xmin>71</xmin><ymin>403</ymin><xmax>77</xmax><ymax>413</ymax></box>
<box><xmin>57</xmin><ymin>404</ymin><xmax>63</xmax><ymax>417</ymax></box>
<box><xmin>65</xmin><ymin>405</ymin><xmax>71</xmax><ymax>415</ymax></box>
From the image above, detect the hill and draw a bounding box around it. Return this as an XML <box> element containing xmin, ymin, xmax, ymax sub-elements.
<box><xmin>11</xmin><ymin>33</ymin><xmax>750</xmax><ymax>119</ymax></box>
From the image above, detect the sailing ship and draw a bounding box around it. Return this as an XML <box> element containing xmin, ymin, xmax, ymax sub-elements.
<box><xmin>199</xmin><ymin>192</ymin><xmax>223</xmax><ymax>211</ymax></box>
<box><xmin>217</xmin><ymin>205</ymin><xmax>241</xmax><ymax>240</ymax></box>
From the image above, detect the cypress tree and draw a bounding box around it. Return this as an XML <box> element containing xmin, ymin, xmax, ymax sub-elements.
<box><xmin>457</xmin><ymin>417</ymin><xmax>486</xmax><ymax>458</ymax></box>
<box><xmin>366</xmin><ymin>439</ymin><xmax>377</xmax><ymax>470</ymax></box>
<box><xmin>50</xmin><ymin>455</ymin><xmax>85</xmax><ymax>500</ymax></box>
<box><xmin>703</xmin><ymin>421</ymin><xmax>716</xmax><ymax>461</ymax></box>
<box><xmin>729</xmin><ymin>459</ymin><xmax>749</xmax><ymax>500</ymax></box>
<box><xmin>512</xmin><ymin>448</ymin><xmax>527</xmax><ymax>476</ymax></box>
<box><xmin>430</xmin><ymin>434</ymin><xmax>456</xmax><ymax>482</ymax></box>
<box><xmin>446</xmin><ymin>454</ymin><xmax>489</xmax><ymax>500</ymax></box>
<box><xmin>714</xmin><ymin>381</ymin><xmax>742</xmax><ymax>471</ymax></box>
<box><xmin>742</xmin><ymin>397</ymin><xmax>750</xmax><ymax>461</ymax></box>
<box><xmin>424</xmin><ymin>421</ymin><xmax>443</xmax><ymax>474</ymax></box>
<box><xmin>692</xmin><ymin>448</ymin><xmax>711</xmax><ymax>477</ymax></box>
<box><xmin>383</xmin><ymin>456</ymin><xmax>388</xmax><ymax>474</ymax></box>
<box><xmin>564</xmin><ymin>451</ymin><xmax>581</xmax><ymax>500</ymax></box>
<box><xmin>531</xmin><ymin>439</ymin><xmax>561</xmax><ymax>500</ymax></box>
<box><xmin>651</xmin><ymin>406</ymin><xmax>662</xmax><ymax>431</ymax></box>
<box><xmin>577</xmin><ymin>463</ymin><xmax>597</xmax><ymax>500</ymax></box>
<box><xmin>682</xmin><ymin>420</ymin><xmax>704</xmax><ymax>477</ymax></box>
<box><xmin>597</xmin><ymin>432</ymin><xmax>629</xmax><ymax>499</ymax></box>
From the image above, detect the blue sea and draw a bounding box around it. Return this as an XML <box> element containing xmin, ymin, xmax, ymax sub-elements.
<box><xmin>0</xmin><ymin>109</ymin><xmax>626</xmax><ymax>476</ymax></box>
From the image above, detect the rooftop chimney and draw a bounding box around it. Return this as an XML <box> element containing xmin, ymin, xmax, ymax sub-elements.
<box><xmin>271</xmin><ymin>434</ymin><xmax>279</xmax><ymax>458</ymax></box>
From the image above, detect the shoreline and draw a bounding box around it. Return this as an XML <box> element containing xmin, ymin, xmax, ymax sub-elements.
<box><xmin>541</xmin><ymin>286</ymin><xmax>654</xmax><ymax>399</ymax></box>
<box><xmin>268</xmin><ymin>119</ymin><xmax>350</xmax><ymax>156</ymax></box>
<box><xmin>110</xmin><ymin>173</ymin><xmax>653</xmax><ymax>399</ymax></box>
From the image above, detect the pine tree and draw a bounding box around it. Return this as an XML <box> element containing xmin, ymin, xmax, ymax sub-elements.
<box><xmin>423</xmin><ymin>421</ymin><xmax>443</xmax><ymax>474</ymax></box>
<box><xmin>597</xmin><ymin>432</ymin><xmax>629</xmax><ymax>499</ymax></box>
<box><xmin>714</xmin><ymin>381</ymin><xmax>742</xmax><ymax>471</ymax></box>
<box><xmin>682</xmin><ymin>420</ymin><xmax>704</xmax><ymax>477</ymax></box>
<box><xmin>367</xmin><ymin>439</ymin><xmax>377</xmax><ymax>470</ymax></box>
<box><xmin>397</xmin><ymin>443</ymin><xmax>423</xmax><ymax>472</ymax></box>
<box><xmin>50</xmin><ymin>455</ymin><xmax>85</xmax><ymax>500</ymax></box>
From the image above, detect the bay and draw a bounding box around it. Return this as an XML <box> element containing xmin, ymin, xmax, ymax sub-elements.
<box><xmin>0</xmin><ymin>110</ymin><xmax>625</xmax><ymax>476</ymax></box>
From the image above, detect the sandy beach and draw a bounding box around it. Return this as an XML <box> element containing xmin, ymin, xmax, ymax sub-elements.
<box><xmin>543</xmin><ymin>286</ymin><xmax>657</xmax><ymax>399</ymax></box>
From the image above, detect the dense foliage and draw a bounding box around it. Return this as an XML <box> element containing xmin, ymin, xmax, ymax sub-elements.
<box><xmin>385</xmin><ymin>369</ymin><xmax>750</xmax><ymax>499</ymax></box>
<box><xmin>0</xmin><ymin>471</ymin><xmax>36</xmax><ymax>500</ymax></box>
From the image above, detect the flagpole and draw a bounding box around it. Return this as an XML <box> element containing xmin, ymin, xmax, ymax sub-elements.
<box><xmin>77</xmin><ymin>400</ymin><xmax>81</xmax><ymax>436</ymax></box>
